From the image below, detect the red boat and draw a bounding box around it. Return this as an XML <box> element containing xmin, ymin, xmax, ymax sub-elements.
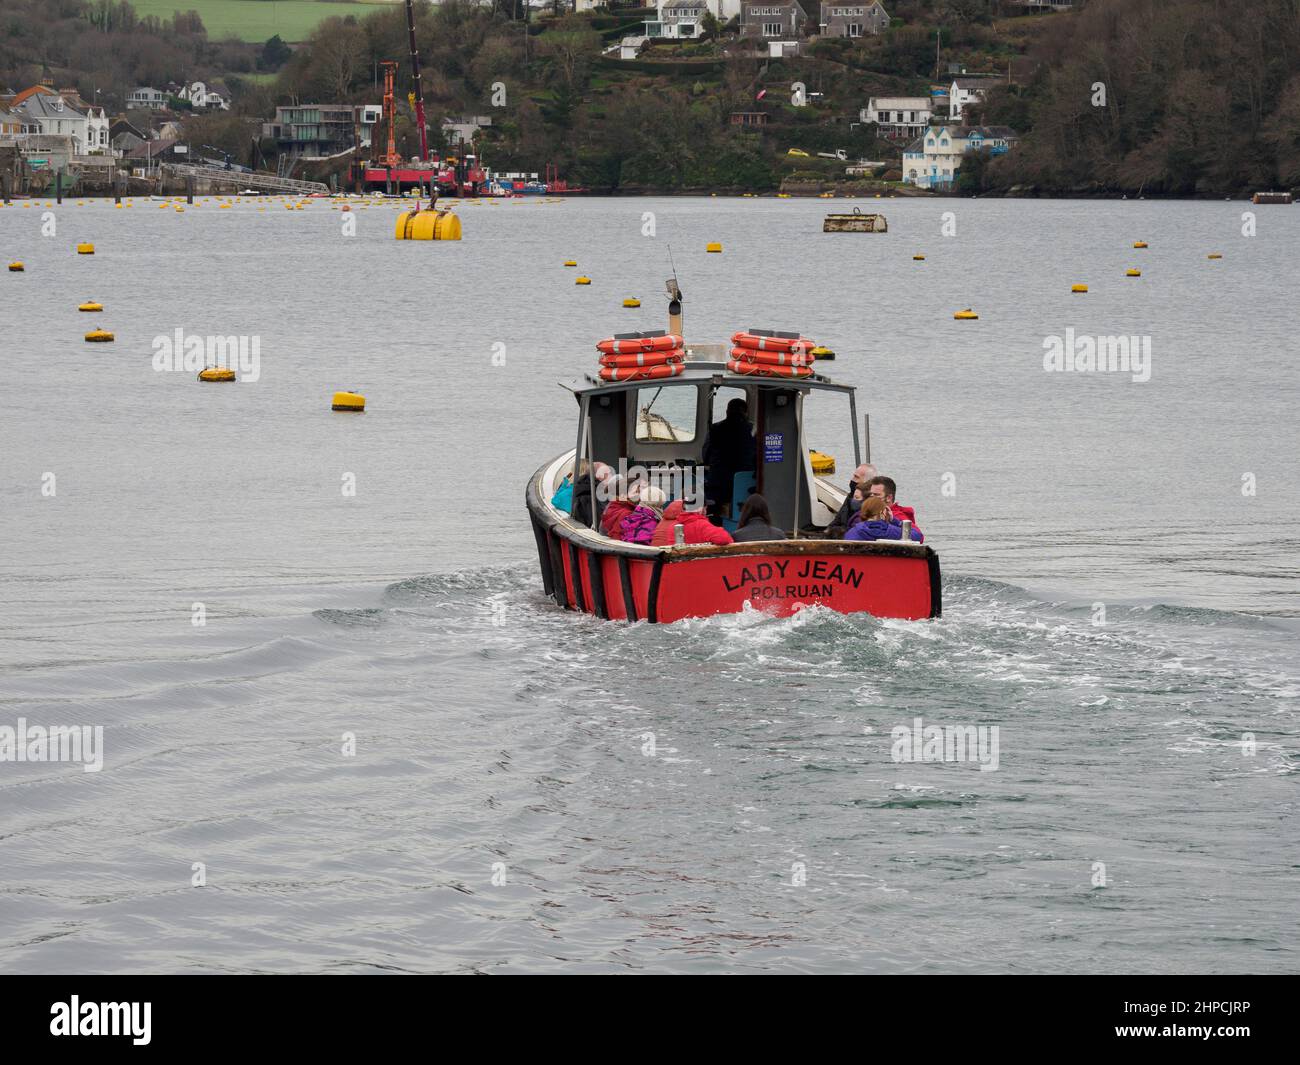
<box><xmin>526</xmin><ymin>290</ymin><xmax>941</xmax><ymax>623</ymax></box>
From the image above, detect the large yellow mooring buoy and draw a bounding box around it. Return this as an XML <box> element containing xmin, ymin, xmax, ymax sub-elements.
<box><xmin>332</xmin><ymin>391</ymin><xmax>365</xmax><ymax>411</ymax></box>
<box><xmin>395</xmin><ymin>208</ymin><xmax>461</xmax><ymax>241</ymax></box>
<box><xmin>8</xmin><ymin>262</ymin><xmax>23</xmax><ymax>272</ymax></box>
<box><xmin>575</xmin><ymin>276</ymin><xmax>591</xmax><ymax>285</ymax></box>
<box><xmin>1071</xmin><ymin>283</ymin><xmax>1088</xmax><ymax>293</ymax></box>
<box><xmin>85</xmin><ymin>328</ymin><xmax>114</xmax><ymax>342</ymax></box>
<box><xmin>623</xmin><ymin>298</ymin><xmax>641</xmax><ymax>308</ymax></box>
<box><xmin>1207</xmin><ymin>252</ymin><xmax>1223</xmax><ymax>260</ymax></box>
<box><xmin>198</xmin><ymin>367</ymin><xmax>236</xmax><ymax>382</ymax></box>
<box><xmin>1133</xmin><ymin>240</ymin><xmax>1148</xmax><ymax>249</ymax></box>
<box><xmin>79</xmin><ymin>301</ymin><xmax>103</xmax><ymax>312</ymax></box>
<box><xmin>810</xmin><ymin>346</ymin><xmax>835</xmax><ymax>360</ymax></box>
<box><xmin>76</xmin><ymin>242</ymin><xmax>94</xmax><ymax>255</ymax></box>
<box><xmin>1126</xmin><ymin>268</ymin><xmax>1141</xmax><ymax>277</ymax></box>
<box><xmin>954</xmin><ymin>309</ymin><xmax>979</xmax><ymax>320</ymax></box>
<box><xmin>809</xmin><ymin>450</ymin><xmax>836</xmax><ymax>475</ymax></box>
<box><xmin>706</xmin><ymin>242</ymin><xmax>723</xmax><ymax>253</ymax></box>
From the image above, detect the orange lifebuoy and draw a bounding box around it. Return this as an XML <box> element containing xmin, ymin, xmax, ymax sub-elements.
<box><xmin>729</xmin><ymin>347</ymin><xmax>814</xmax><ymax>368</ymax></box>
<box><xmin>599</xmin><ymin>348</ymin><xmax>684</xmax><ymax>369</ymax></box>
<box><xmin>731</xmin><ymin>331</ymin><xmax>815</xmax><ymax>354</ymax></box>
<box><xmin>726</xmin><ymin>359</ymin><xmax>813</xmax><ymax>379</ymax></box>
<box><xmin>597</xmin><ymin>333</ymin><xmax>683</xmax><ymax>355</ymax></box>
<box><xmin>599</xmin><ymin>362</ymin><xmax>687</xmax><ymax>382</ymax></box>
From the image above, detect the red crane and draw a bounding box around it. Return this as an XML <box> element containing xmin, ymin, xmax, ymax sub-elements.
<box><xmin>404</xmin><ymin>0</ymin><xmax>428</xmax><ymax>163</ymax></box>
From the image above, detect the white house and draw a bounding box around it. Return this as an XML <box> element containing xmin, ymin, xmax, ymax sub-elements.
<box><xmin>861</xmin><ymin>96</ymin><xmax>931</xmax><ymax>139</ymax></box>
<box><xmin>949</xmin><ymin>76</ymin><xmax>999</xmax><ymax>121</ymax></box>
<box><xmin>126</xmin><ymin>86</ymin><xmax>169</xmax><ymax>110</ymax></box>
<box><xmin>17</xmin><ymin>93</ymin><xmax>109</xmax><ymax>155</ymax></box>
<box><xmin>902</xmin><ymin>125</ymin><xmax>1017</xmax><ymax>189</ymax></box>
<box><xmin>178</xmin><ymin>81</ymin><xmax>230</xmax><ymax>111</ymax></box>
<box><xmin>645</xmin><ymin>0</ymin><xmax>741</xmax><ymax>38</ymax></box>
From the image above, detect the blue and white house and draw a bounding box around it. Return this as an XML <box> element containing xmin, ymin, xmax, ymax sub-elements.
<box><xmin>902</xmin><ymin>125</ymin><xmax>1018</xmax><ymax>189</ymax></box>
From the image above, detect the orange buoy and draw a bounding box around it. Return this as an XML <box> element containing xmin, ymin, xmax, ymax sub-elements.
<box><xmin>725</xmin><ymin>359</ymin><xmax>812</xmax><ymax>379</ymax></box>
<box><xmin>598</xmin><ymin>362</ymin><xmax>686</xmax><ymax>382</ymax></box>
<box><xmin>596</xmin><ymin>333</ymin><xmax>683</xmax><ymax>355</ymax></box>
<box><xmin>731</xmin><ymin>331</ymin><xmax>815</xmax><ymax>354</ymax></box>
<box><xmin>598</xmin><ymin>349</ymin><xmax>684</xmax><ymax>369</ymax></box>
<box><xmin>729</xmin><ymin>347</ymin><xmax>814</xmax><ymax>368</ymax></box>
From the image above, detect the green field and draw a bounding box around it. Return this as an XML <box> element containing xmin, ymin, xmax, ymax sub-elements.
<box><xmin>132</xmin><ymin>0</ymin><xmax>398</xmax><ymax>43</ymax></box>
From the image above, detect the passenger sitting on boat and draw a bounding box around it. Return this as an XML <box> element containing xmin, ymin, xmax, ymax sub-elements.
<box><xmin>844</xmin><ymin>497</ymin><xmax>924</xmax><ymax>543</ymax></box>
<box><xmin>620</xmin><ymin>485</ymin><xmax>667</xmax><ymax>545</ymax></box>
<box><xmin>866</xmin><ymin>475</ymin><xmax>918</xmax><ymax>528</ymax></box>
<box><xmin>651</xmin><ymin>499</ymin><xmax>735</xmax><ymax>547</ymax></box>
<box><xmin>830</xmin><ymin>463</ymin><xmax>879</xmax><ymax>528</ymax></box>
<box><xmin>732</xmin><ymin>493</ymin><xmax>787</xmax><ymax>543</ymax></box>
<box><xmin>571</xmin><ymin>462</ymin><xmax>613</xmax><ymax>527</ymax></box>
<box><xmin>599</xmin><ymin>476</ymin><xmax>637</xmax><ymax>539</ymax></box>
<box><xmin>702</xmin><ymin>398</ymin><xmax>756</xmax><ymax>515</ymax></box>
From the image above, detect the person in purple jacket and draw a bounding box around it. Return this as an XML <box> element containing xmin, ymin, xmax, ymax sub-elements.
<box><xmin>619</xmin><ymin>485</ymin><xmax>666</xmax><ymax>544</ymax></box>
<box><xmin>844</xmin><ymin>497</ymin><xmax>924</xmax><ymax>543</ymax></box>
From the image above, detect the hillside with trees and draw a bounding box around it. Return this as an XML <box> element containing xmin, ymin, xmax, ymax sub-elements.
<box><xmin>4</xmin><ymin>0</ymin><xmax>1298</xmax><ymax>196</ymax></box>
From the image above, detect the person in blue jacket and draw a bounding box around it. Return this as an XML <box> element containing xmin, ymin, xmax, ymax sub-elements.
<box><xmin>844</xmin><ymin>497</ymin><xmax>924</xmax><ymax>543</ymax></box>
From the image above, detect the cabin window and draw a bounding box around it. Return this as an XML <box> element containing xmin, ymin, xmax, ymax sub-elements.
<box><xmin>634</xmin><ymin>384</ymin><xmax>697</xmax><ymax>444</ymax></box>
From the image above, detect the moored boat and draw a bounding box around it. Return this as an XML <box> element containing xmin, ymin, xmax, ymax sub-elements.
<box><xmin>525</xmin><ymin>288</ymin><xmax>940</xmax><ymax>623</ymax></box>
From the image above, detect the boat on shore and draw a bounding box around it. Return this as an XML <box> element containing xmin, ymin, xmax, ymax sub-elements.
<box><xmin>525</xmin><ymin>289</ymin><xmax>940</xmax><ymax>623</ymax></box>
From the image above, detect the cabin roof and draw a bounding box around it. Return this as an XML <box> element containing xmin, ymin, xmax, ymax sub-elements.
<box><xmin>565</xmin><ymin>356</ymin><xmax>855</xmax><ymax>398</ymax></box>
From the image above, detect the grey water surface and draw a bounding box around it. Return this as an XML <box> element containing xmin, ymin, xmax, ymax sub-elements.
<box><xmin>1</xmin><ymin>194</ymin><xmax>1297</xmax><ymax>973</ymax></box>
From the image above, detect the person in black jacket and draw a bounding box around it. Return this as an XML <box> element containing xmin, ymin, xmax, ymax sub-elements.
<box><xmin>733</xmin><ymin>493</ymin><xmax>787</xmax><ymax>543</ymax></box>
<box><xmin>702</xmin><ymin>398</ymin><xmax>756</xmax><ymax>516</ymax></box>
<box><xmin>829</xmin><ymin>462</ymin><xmax>877</xmax><ymax>529</ymax></box>
<box><xmin>570</xmin><ymin>462</ymin><xmax>612</xmax><ymax>528</ymax></box>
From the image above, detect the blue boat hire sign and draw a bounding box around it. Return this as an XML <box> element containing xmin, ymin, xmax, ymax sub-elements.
<box><xmin>764</xmin><ymin>432</ymin><xmax>784</xmax><ymax>463</ymax></box>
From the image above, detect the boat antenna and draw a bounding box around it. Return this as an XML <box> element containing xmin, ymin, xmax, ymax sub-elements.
<box><xmin>665</xmin><ymin>245</ymin><xmax>683</xmax><ymax>335</ymax></box>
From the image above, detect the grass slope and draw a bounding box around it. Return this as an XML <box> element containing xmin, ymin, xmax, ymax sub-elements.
<box><xmin>131</xmin><ymin>0</ymin><xmax>397</xmax><ymax>43</ymax></box>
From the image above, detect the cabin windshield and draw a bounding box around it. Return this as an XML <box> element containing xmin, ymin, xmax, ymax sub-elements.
<box><xmin>634</xmin><ymin>385</ymin><xmax>697</xmax><ymax>443</ymax></box>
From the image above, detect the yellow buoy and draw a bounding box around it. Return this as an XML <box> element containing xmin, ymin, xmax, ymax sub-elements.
<box><xmin>76</xmin><ymin>243</ymin><xmax>94</xmax><ymax>254</ymax></box>
<box><xmin>623</xmin><ymin>298</ymin><xmax>641</xmax><ymax>308</ymax></box>
<box><xmin>8</xmin><ymin>262</ymin><xmax>23</xmax><ymax>272</ymax></box>
<box><xmin>1071</xmin><ymin>283</ymin><xmax>1088</xmax><ymax>293</ymax></box>
<box><xmin>198</xmin><ymin>367</ymin><xmax>236</xmax><ymax>382</ymax></box>
<box><xmin>563</xmin><ymin>260</ymin><xmax>577</xmax><ymax>267</ymax></box>
<box><xmin>809</xmin><ymin>450</ymin><xmax>836</xmax><ymax>475</ymax></box>
<box><xmin>1126</xmin><ymin>268</ymin><xmax>1141</xmax><ymax>277</ymax></box>
<box><xmin>332</xmin><ymin>391</ymin><xmax>365</xmax><ymax>412</ymax></box>
<box><xmin>84</xmin><ymin>329</ymin><xmax>114</xmax><ymax>342</ymax></box>
<box><xmin>1133</xmin><ymin>241</ymin><xmax>1148</xmax><ymax>249</ymax></box>
<box><xmin>575</xmin><ymin>276</ymin><xmax>591</xmax><ymax>285</ymax></box>
<box><xmin>706</xmin><ymin>242</ymin><xmax>723</xmax><ymax>253</ymax></box>
<box><xmin>954</xmin><ymin>309</ymin><xmax>979</xmax><ymax>320</ymax></box>
<box><xmin>78</xmin><ymin>301</ymin><xmax>103</xmax><ymax>312</ymax></box>
<box><xmin>913</xmin><ymin>254</ymin><xmax>925</xmax><ymax>261</ymax></box>
<box><xmin>1207</xmin><ymin>252</ymin><xmax>1223</xmax><ymax>259</ymax></box>
<box><xmin>810</xmin><ymin>346</ymin><xmax>835</xmax><ymax>360</ymax></box>
<box><xmin>394</xmin><ymin>208</ymin><xmax>461</xmax><ymax>240</ymax></box>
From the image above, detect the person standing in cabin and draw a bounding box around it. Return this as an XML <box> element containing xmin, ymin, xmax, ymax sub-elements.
<box><xmin>732</xmin><ymin>494</ymin><xmax>786</xmax><ymax>543</ymax></box>
<box><xmin>702</xmin><ymin>398</ymin><xmax>756</xmax><ymax>518</ymax></box>
<box><xmin>830</xmin><ymin>463</ymin><xmax>878</xmax><ymax>529</ymax></box>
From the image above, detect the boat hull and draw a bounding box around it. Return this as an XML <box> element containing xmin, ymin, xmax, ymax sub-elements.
<box><xmin>527</xmin><ymin>479</ymin><xmax>940</xmax><ymax>623</ymax></box>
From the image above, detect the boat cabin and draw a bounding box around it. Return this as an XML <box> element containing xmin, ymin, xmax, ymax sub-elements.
<box><xmin>560</xmin><ymin>341</ymin><xmax>863</xmax><ymax>536</ymax></box>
